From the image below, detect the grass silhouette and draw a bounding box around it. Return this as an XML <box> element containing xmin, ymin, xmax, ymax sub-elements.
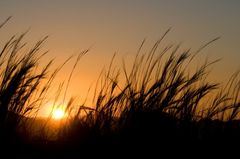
<box><xmin>0</xmin><ymin>17</ymin><xmax>240</xmax><ymax>157</ymax></box>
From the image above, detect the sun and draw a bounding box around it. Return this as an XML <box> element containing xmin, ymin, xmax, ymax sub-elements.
<box><xmin>52</xmin><ymin>108</ymin><xmax>65</xmax><ymax>120</ymax></box>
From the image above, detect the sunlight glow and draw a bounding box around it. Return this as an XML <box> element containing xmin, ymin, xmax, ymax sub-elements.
<box><xmin>52</xmin><ymin>108</ymin><xmax>65</xmax><ymax>119</ymax></box>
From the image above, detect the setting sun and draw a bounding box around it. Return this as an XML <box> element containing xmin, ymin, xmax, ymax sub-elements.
<box><xmin>52</xmin><ymin>109</ymin><xmax>65</xmax><ymax>120</ymax></box>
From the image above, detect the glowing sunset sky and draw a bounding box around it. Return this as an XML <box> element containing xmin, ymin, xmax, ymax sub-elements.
<box><xmin>0</xmin><ymin>0</ymin><xmax>240</xmax><ymax>115</ymax></box>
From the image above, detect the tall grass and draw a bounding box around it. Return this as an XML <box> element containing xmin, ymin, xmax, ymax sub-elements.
<box><xmin>0</xmin><ymin>17</ymin><xmax>51</xmax><ymax>126</ymax></box>
<box><xmin>61</xmin><ymin>29</ymin><xmax>240</xmax><ymax>147</ymax></box>
<box><xmin>0</xmin><ymin>17</ymin><xmax>240</xmax><ymax>152</ymax></box>
<box><xmin>0</xmin><ymin>17</ymin><xmax>75</xmax><ymax>146</ymax></box>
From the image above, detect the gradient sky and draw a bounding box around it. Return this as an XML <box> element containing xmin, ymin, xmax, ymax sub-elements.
<box><xmin>0</xmin><ymin>0</ymin><xmax>240</xmax><ymax>116</ymax></box>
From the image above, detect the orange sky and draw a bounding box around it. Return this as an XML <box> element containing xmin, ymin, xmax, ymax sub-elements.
<box><xmin>0</xmin><ymin>0</ymin><xmax>240</xmax><ymax>117</ymax></box>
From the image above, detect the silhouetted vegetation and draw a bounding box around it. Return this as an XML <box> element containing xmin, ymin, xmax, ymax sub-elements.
<box><xmin>0</xmin><ymin>17</ymin><xmax>239</xmax><ymax>157</ymax></box>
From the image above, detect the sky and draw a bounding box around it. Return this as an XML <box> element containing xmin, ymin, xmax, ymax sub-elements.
<box><xmin>0</xmin><ymin>0</ymin><xmax>240</xmax><ymax>116</ymax></box>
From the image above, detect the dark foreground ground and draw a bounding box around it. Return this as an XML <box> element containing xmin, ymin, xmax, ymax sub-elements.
<box><xmin>1</xmin><ymin>111</ymin><xmax>240</xmax><ymax>158</ymax></box>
